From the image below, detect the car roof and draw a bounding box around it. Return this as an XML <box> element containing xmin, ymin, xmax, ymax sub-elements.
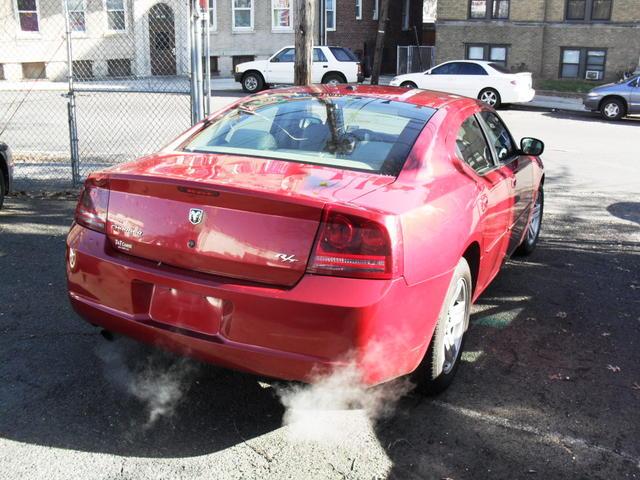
<box><xmin>250</xmin><ymin>85</ymin><xmax>478</xmax><ymax>111</ymax></box>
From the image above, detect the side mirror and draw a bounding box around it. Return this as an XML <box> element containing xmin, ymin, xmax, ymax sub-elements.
<box><xmin>520</xmin><ymin>137</ymin><xmax>544</xmax><ymax>156</ymax></box>
<box><xmin>425</xmin><ymin>70</ymin><xmax>431</xmax><ymax>75</ymax></box>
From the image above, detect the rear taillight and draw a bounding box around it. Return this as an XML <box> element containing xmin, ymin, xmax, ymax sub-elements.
<box><xmin>357</xmin><ymin>63</ymin><xmax>363</xmax><ymax>76</ymax></box>
<box><xmin>75</xmin><ymin>176</ymin><xmax>109</xmax><ymax>233</ymax></box>
<box><xmin>307</xmin><ymin>209</ymin><xmax>394</xmax><ymax>279</ymax></box>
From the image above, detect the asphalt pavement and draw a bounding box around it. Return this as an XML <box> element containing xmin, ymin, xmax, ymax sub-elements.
<box><xmin>0</xmin><ymin>110</ymin><xmax>639</xmax><ymax>479</ymax></box>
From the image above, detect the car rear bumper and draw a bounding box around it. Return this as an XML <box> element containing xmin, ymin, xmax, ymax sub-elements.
<box><xmin>67</xmin><ymin>225</ymin><xmax>451</xmax><ymax>385</ymax></box>
<box><xmin>507</xmin><ymin>88</ymin><xmax>536</xmax><ymax>104</ymax></box>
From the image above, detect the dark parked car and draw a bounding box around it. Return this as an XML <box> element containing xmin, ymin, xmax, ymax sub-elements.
<box><xmin>0</xmin><ymin>143</ymin><xmax>13</xmax><ymax>209</ymax></box>
<box><xmin>583</xmin><ymin>75</ymin><xmax>640</xmax><ymax>121</ymax></box>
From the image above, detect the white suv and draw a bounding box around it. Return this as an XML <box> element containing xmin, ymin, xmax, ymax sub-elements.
<box><xmin>234</xmin><ymin>46</ymin><xmax>364</xmax><ymax>93</ymax></box>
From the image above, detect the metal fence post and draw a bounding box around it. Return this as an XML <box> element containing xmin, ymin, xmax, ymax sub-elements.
<box><xmin>203</xmin><ymin>3</ymin><xmax>211</xmax><ymax>117</ymax></box>
<box><xmin>63</xmin><ymin>0</ymin><xmax>80</xmax><ymax>187</ymax></box>
<box><xmin>190</xmin><ymin>0</ymin><xmax>204</xmax><ymax>124</ymax></box>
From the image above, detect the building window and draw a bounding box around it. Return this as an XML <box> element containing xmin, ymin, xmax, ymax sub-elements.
<box><xmin>105</xmin><ymin>0</ymin><xmax>126</xmax><ymax>31</ymax></box>
<box><xmin>16</xmin><ymin>0</ymin><xmax>39</xmax><ymax>32</ymax></box>
<box><xmin>469</xmin><ymin>0</ymin><xmax>509</xmax><ymax>20</ymax></box>
<box><xmin>373</xmin><ymin>0</ymin><xmax>379</xmax><ymax>19</ymax></box>
<box><xmin>67</xmin><ymin>0</ymin><xmax>86</xmax><ymax>32</ymax></box>
<box><xmin>232</xmin><ymin>0</ymin><xmax>253</xmax><ymax>31</ymax></box>
<box><xmin>272</xmin><ymin>0</ymin><xmax>292</xmax><ymax>31</ymax></box>
<box><xmin>209</xmin><ymin>56</ymin><xmax>219</xmax><ymax>75</ymax></box>
<box><xmin>466</xmin><ymin>44</ymin><xmax>509</xmax><ymax>67</ymax></box>
<box><xmin>326</xmin><ymin>0</ymin><xmax>335</xmax><ymax>31</ymax></box>
<box><xmin>566</xmin><ymin>0</ymin><xmax>611</xmax><ymax>21</ymax></box>
<box><xmin>22</xmin><ymin>62</ymin><xmax>46</xmax><ymax>79</ymax></box>
<box><xmin>355</xmin><ymin>0</ymin><xmax>362</xmax><ymax>20</ymax></box>
<box><xmin>560</xmin><ymin>47</ymin><xmax>606</xmax><ymax>80</ymax></box>
<box><xmin>73</xmin><ymin>60</ymin><xmax>93</xmax><ymax>80</ymax></box>
<box><xmin>107</xmin><ymin>58</ymin><xmax>131</xmax><ymax>77</ymax></box>
<box><xmin>208</xmin><ymin>0</ymin><xmax>217</xmax><ymax>31</ymax></box>
<box><xmin>402</xmin><ymin>0</ymin><xmax>410</xmax><ymax>30</ymax></box>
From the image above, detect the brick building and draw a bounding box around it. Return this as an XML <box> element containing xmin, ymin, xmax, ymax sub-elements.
<box><xmin>324</xmin><ymin>0</ymin><xmax>424</xmax><ymax>75</ymax></box>
<box><xmin>435</xmin><ymin>0</ymin><xmax>640</xmax><ymax>82</ymax></box>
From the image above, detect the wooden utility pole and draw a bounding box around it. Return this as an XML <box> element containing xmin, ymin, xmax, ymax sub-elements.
<box><xmin>294</xmin><ymin>0</ymin><xmax>315</xmax><ymax>86</ymax></box>
<box><xmin>371</xmin><ymin>0</ymin><xmax>390</xmax><ymax>85</ymax></box>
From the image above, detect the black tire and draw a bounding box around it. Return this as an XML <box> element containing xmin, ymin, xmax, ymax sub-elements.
<box><xmin>515</xmin><ymin>185</ymin><xmax>544</xmax><ymax>256</ymax></box>
<box><xmin>322</xmin><ymin>73</ymin><xmax>346</xmax><ymax>86</ymax></box>
<box><xmin>241</xmin><ymin>72</ymin><xmax>265</xmax><ymax>93</ymax></box>
<box><xmin>401</xmin><ymin>81</ymin><xmax>418</xmax><ymax>89</ymax></box>
<box><xmin>600</xmin><ymin>97</ymin><xmax>626</xmax><ymax>121</ymax></box>
<box><xmin>414</xmin><ymin>258</ymin><xmax>472</xmax><ymax>395</ymax></box>
<box><xmin>478</xmin><ymin>88</ymin><xmax>502</xmax><ymax>109</ymax></box>
<box><xmin>0</xmin><ymin>173</ymin><xmax>5</xmax><ymax>210</ymax></box>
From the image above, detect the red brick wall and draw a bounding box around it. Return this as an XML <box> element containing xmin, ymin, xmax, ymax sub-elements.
<box><xmin>327</xmin><ymin>0</ymin><xmax>423</xmax><ymax>75</ymax></box>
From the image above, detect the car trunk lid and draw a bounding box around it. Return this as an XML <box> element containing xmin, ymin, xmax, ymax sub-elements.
<box><xmin>104</xmin><ymin>152</ymin><xmax>395</xmax><ymax>287</ymax></box>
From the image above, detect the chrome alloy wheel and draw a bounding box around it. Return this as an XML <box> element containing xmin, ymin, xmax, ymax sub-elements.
<box><xmin>480</xmin><ymin>90</ymin><xmax>498</xmax><ymax>106</ymax></box>
<box><xmin>528</xmin><ymin>191</ymin><xmax>543</xmax><ymax>243</ymax></box>
<box><xmin>244</xmin><ymin>76</ymin><xmax>258</xmax><ymax>91</ymax></box>
<box><xmin>603</xmin><ymin>102</ymin><xmax>620</xmax><ymax>118</ymax></box>
<box><xmin>441</xmin><ymin>278</ymin><xmax>469</xmax><ymax>375</ymax></box>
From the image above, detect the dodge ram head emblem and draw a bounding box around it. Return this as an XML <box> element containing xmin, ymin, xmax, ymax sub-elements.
<box><xmin>188</xmin><ymin>208</ymin><xmax>204</xmax><ymax>225</ymax></box>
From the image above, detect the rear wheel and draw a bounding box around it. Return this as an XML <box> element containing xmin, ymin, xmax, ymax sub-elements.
<box><xmin>600</xmin><ymin>98</ymin><xmax>625</xmax><ymax>121</ymax></box>
<box><xmin>515</xmin><ymin>185</ymin><xmax>543</xmax><ymax>256</ymax></box>
<box><xmin>401</xmin><ymin>81</ymin><xmax>418</xmax><ymax>89</ymax></box>
<box><xmin>242</xmin><ymin>72</ymin><xmax>264</xmax><ymax>93</ymax></box>
<box><xmin>415</xmin><ymin>258</ymin><xmax>472</xmax><ymax>395</ymax></box>
<box><xmin>322</xmin><ymin>73</ymin><xmax>345</xmax><ymax>86</ymax></box>
<box><xmin>0</xmin><ymin>172</ymin><xmax>5</xmax><ymax>210</ymax></box>
<box><xmin>478</xmin><ymin>88</ymin><xmax>501</xmax><ymax>108</ymax></box>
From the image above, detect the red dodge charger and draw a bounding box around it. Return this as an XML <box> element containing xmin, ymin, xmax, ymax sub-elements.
<box><xmin>66</xmin><ymin>86</ymin><xmax>544</xmax><ymax>393</ymax></box>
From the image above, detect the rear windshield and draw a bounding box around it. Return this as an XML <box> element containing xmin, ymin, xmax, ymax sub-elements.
<box><xmin>183</xmin><ymin>94</ymin><xmax>435</xmax><ymax>176</ymax></box>
<box><xmin>330</xmin><ymin>47</ymin><xmax>359</xmax><ymax>62</ymax></box>
<box><xmin>489</xmin><ymin>63</ymin><xmax>511</xmax><ymax>74</ymax></box>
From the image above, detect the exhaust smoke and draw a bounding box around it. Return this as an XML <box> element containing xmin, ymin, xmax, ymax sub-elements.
<box><xmin>276</xmin><ymin>341</ymin><xmax>415</xmax><ymax>444</ymax></box>
<box><xmin>96</xmin><ymin>340</ymin><xmax>198</xmax><ymax>428</ymax></box>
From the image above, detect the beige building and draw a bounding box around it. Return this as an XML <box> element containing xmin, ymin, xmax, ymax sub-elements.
<box><xmin>0</xmin><ymin>0</ymin><xmax>300</xmax><ymax>81</ymax></box>
<box><xmin>435</xmin><ymin>0</ymin><xmax>640</xmax><ymax>82</ymax></box>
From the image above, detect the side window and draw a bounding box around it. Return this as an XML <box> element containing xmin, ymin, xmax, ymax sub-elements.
<box><xmin>273</xmin><ymin>48</ymin><xmax>295</xmax><ymax>62</ymax></box>
<box><xmin>459</xmin><ymin>63</ymin><xmax>488</xmax><ymax>75</ymax></box>
<box><xmin>456</xmin><ymin>115</ymin><xmax>495</xmax><ymax>174</ymax></box>
<box><xmin>313</xmin><ymin>48</ymin><xmax>328</xmax><ymax>62</ymax></box>
<box><xmin>431</xmin><ymin>63</ymin><xmax>460</xmax><ymax>75</ymax></box>
<box><xmin>479</xmin><ymin>111</ymin><xmax>516</xmax><ymax>161</ymax></box>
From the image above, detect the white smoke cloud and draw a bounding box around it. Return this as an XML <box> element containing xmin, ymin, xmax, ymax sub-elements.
<box><xmin>276</xmin><ymin>341</ymin><xmax>415</xmax><ymax>444</ymax></box>
<box><xmin>96</xmin><ymin>340</ymin><xmax>198</xmax><ymax>428</ymax></box>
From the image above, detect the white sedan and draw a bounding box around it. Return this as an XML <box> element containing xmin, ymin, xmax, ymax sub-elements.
<box><xmin>390</xmin><ymin>60</ymin><xmax>535</xmax><ymax>108</ymax></box>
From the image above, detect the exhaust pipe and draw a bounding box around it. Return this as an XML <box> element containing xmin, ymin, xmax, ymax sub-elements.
<box><xmin>100</xmin><ymin>329</ymin><xmax>115</xmax><ymax>341</ymax></box>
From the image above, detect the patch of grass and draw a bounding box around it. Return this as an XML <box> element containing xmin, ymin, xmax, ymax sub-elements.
<box><xmin>537</xmin><ymin>79</ymin><xmax>606</xmax><ymax>93</ymax></box>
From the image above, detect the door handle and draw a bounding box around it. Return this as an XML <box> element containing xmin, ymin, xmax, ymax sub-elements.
<box><xmin>511</xmin><ymin>177</ymin><xmax>517</xmax><ymax>188</ymax></box>
<box><xmin>323</xmin><ymin>65</ymin><xmax>328</xmax><ymax>68</ymax></box>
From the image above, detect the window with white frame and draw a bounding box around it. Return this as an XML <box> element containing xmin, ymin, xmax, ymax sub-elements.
<box><xmin>209</xmin><ymin>0</ymin><xmax>217</xmax><ymax>31</ymax></box>
<box><xmin>402</xmin><ymin>0</ymin><xmax>410</xmax><ymax>30</ymax></box>
<box><xmin>16</xmin><ymin>0</ymin><xmax>39</xmax><ymax>32</ymax></box>
<box><xmin>272</xmin><ymin>0</ymin><xmax>292</xmax><ymax>30</ymax></box>
<box><xmin>67</xmin><ymin>0</ymin><xmax>86</xmax><ymax>32</ymax></box>
<box><xmin>233</xmin><ymin>0</ymin><xmax>253</xmax><ymax>31</ymax></box>
<box><xmin>105</xmin><ymin>0</ymin><xmax>125</xmax><ymax>31</ymax></box>
<box><xmin>355</xmin><ymin>0</ymin><xmax>362</xmax><ymax>19</ymax></box>
<box><xmin>373</xmin><ymin>0</ymin><xmax>379</xmax><ymax>19</ymax></box>
<box><xmin>466</xmin><ymin>43</ymin><xmax>509</xmax><ymax>67</ymax></box>
<box><xmin>326</xmin><ymin>0</ymin><xmax>335</xmax><ymax>30</ymax></box>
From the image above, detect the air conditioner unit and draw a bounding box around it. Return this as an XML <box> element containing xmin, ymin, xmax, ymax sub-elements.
<box><xmin>585</xmin><ymin>70</ymin><xmax>602</xmax><ymax>80</ymax></box>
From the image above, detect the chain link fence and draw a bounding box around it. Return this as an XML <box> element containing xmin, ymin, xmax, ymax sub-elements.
<box><xmin>0</xmin><ymin>0</ymin><xmax>193</xmax><ymax>191</ymax></box>
<box><xmin>396</xmin><ymin>46</ymin><xmax>436</xmax><ymax>75</ymax></box>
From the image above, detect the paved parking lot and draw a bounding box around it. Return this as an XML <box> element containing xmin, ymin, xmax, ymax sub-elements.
<box><xmin>0</xmin><ymin>109</ymin><xmax>639</xmax><ymax>479</ymax></box>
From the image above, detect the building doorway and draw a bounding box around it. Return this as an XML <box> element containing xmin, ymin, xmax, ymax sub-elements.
<box><xmin>149</xmin><ymin>3</ymin><xmax>176</xmax><ymax>76</ymax></box>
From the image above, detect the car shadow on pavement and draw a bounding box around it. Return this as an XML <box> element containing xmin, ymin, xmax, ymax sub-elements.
<box><xmin>540</xmin><ymin>110</ymin><xmax>640</xmax><ymax>125</ymax></box>
<box><xmin>607</xmin><ymin>202</ymin><xmax>640</xmax><ymax>225</ymax></box>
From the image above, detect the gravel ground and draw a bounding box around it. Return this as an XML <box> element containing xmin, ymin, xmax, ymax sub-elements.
<box><xmin>0</xmin><ymin>110</ymin><xmax>639</xmax><ymax>479</ymax></box>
